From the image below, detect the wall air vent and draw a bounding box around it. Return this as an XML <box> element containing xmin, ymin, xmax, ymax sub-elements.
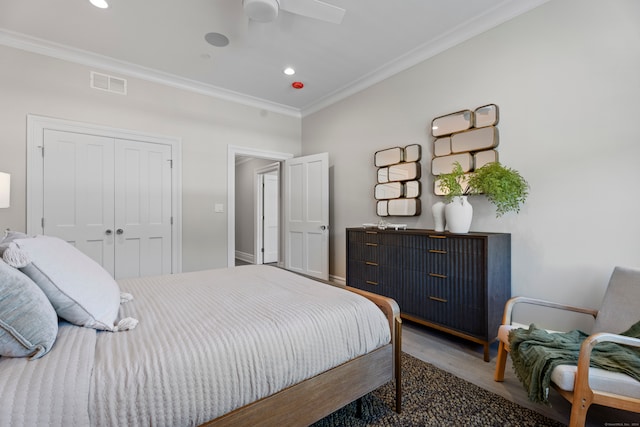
<box><xmin>90</xmin><ymin>71</ymin><xmax>127</xmax><ymax>95</ymax></box>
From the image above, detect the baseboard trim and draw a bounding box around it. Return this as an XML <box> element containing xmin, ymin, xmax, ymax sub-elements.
<box><xmin>235</xmin><ymin>251</ymin><xmax>254</xmax><ymax>264</ymax></box>
<box><xmin>330</xmin><ymin>274</ymin><xmax>346</xmax><ymax>286</ymax></box>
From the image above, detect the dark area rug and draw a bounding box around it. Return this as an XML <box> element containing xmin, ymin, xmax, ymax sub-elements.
<box><xmin>313</xmin><ymin>353</ymin><xmax>564</xmax><ymax>427</ymax></box>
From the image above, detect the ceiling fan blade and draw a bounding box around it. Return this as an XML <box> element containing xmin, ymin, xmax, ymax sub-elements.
<box><xmin>278</xmin><ymin>0</ymin><xmax>345</xmax><ymax>24</ymax></box>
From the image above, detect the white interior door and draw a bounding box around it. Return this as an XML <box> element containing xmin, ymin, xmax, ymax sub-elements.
<box><xmin>43</xmin><ymin>129</ymin><xmax>116</xmax><ymax>275</ymax></box>
<box><xmin>262</xmin><ymin>172</ymin><xmax>279</xmax><ymax>264</ymax></box>
<box><xmin>114</xmin><ymin>140</ymin><xmax>173</xmax><ymax>279</ymax></box>
<box><xmin>284</xmin><ymin>153</ymin><xmax>329</xmax><ymax>280</ymax></box>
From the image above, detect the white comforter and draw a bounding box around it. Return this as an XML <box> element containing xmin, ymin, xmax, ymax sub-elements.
<box><xmin>0</xmin><ymin>265</ymin><xmax>391</xmax><ymax>426</ymax></box>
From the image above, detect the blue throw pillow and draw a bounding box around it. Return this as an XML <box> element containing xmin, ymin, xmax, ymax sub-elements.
<box><xmin>0</xmin><ymin>259</ymin><xmax>58</xmax><ymax>359</ymax></box>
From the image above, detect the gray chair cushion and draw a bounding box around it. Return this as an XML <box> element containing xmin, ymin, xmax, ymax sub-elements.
<box><xmin>551</xmin><ymin>364</ymin><xmax>640</xmax><ymax>399</ymax></box>
<box><xmin>0</xmin><ymin>259</ymin><xmax>58</xmax><ymax>359</ymax></box>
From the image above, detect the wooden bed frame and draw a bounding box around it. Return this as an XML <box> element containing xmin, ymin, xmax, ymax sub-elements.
<box><xmin>205</xmin><ymin>287</ymin><xmax>402</xmax><ymax>427</ymax></box>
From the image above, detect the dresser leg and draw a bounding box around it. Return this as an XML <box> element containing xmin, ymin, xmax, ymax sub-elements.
<box><xmin>483</xmin><ymin>343</ymin><xmax>490</xmax><ymax>362</ymax></box>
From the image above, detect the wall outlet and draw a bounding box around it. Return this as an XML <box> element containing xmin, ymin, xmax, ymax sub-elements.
<box><xmin>214</xmin><ymin>203</ymin><xmax>224</xmax><ymax>213</ymax></box>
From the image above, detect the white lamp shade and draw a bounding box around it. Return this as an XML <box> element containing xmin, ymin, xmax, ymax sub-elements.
<box><xmin>0</xmin><ymin>172</ymin><xmax>10</xmax><ymax>208</ymax></box>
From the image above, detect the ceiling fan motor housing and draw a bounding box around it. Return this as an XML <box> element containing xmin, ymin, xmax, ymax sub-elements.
<box><xmin>243</xmin><ymin>0</ymin><xmax>279</xmax><ymax>22</ymax></box>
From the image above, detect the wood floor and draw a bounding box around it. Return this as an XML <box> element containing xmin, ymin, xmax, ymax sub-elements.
<box><xmin>402</xmin><ymin>320</ymin><xmax>639</xmax><ymax>427</ymax></box>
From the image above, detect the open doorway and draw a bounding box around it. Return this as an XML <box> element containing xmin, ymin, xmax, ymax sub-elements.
<box><xmin>227</xmin><ymin>145</ymin><xmax>293</xmax><ymax>268</ymax></box>
<box><xmin>227</xmin><ymin>146</ymin><xmax>330</xmax><ymax>280</ymax></box>
<box><xmin>234</xmin><ymin>157</ymin><xmax>280</xmax><ymax>265</ymax></box>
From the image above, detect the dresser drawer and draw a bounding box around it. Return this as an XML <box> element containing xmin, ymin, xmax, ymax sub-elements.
<box><xmin>348</xmin><ymin>241</ymin><xmax>379</xmax><ymax>263</ymax></box>
<box><xmin>404</xmin><ymin>245</ymin><xmax>483</xmax><ymax>279</ymax></box>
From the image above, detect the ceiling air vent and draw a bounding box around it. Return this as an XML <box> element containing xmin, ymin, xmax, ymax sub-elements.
<box><xmin>90</xmin><ymin>71</ymin><xmax>127</xmax><ymax>95</ymax></box>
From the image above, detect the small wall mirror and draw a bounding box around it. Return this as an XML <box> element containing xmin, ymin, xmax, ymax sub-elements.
<box><xmin>388</xmin><ymin>198</ymin><xmax>420</xmax><ymax>216</ymax></box>
<box><xmin>451</xmin><ymin>126</ymin><xmax>498</xmax><ymax>154</ymax></box>
<box><xmin>405</xmin><ymin>181</ymin><xmax>420</xmax><ymax>198</ymax></box>
<box><xmin>434</xmin><ymin>137</ymin><xmax>451</xmax><ymax>157</ymax></box>
<box><xmin>377</xmin><ymin>168</ymin><xmax>389</xmax><ymax>183</ymax></box>
<box><xmin>474</xmin><ymin>104</ymin><xmax>499</xmax><ymax>128</ymax></box>
<box><xmin>431</xmin><ymin>152</ymin><xmax>473</xmax><ymax>175</ymax></box>
<box><xmin>474</xmin><ymin>149</ymin><xmax>498</xmax><ymax>169</ymax></box>
<box><xmin>374</xmin><ymin>147</ymin><xmax>403</xmax><ymax>167</ymax></box>
<box><xmin>377</xmin><ymin>201</ymin><xmax>388</xmax><ymax>216</ymax></box>
<box><xmin>374</xmin><ymin>182</ymin><xmax>403</xmax><ymax>200</ymax></box>
<box><xmin>432</xmin><ymin>110</ymin><xmax>473</xmax><ymax>137</ymax></box>
<box><xmin>388</xmin><ymin>162</ymin><xmax>420</xmax><ymax>182</ymax></box>
<box><xmin>404</xmin><ymin>144</ymin><xmax>422</xmax><ymax>162</ymax></box>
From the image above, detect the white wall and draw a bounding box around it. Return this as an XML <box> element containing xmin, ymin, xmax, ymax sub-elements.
<box><xmin>0</xmin><ymin>45</ymin><xmax>301</xmax><ymax>272</ymax></box>
<box><xmin>302</xmin><ymin>0</ymin><xmax>640</xmax><ymax>329</ymax></box>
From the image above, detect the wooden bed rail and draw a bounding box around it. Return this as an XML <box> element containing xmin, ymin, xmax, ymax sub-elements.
<box><xmin>345</xmin><ymin>286</ymin><xmax>403</xmax><ymax>413</ymax></box>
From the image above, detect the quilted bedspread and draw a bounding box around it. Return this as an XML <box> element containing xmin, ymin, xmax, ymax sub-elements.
<box><xmin>1</xmin><ymin>265</ymin><xmax>391</xmax><ymax>426</ymax></box>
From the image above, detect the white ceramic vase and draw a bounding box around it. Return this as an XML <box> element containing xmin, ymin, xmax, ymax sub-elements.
<box><xmin>431</xmin><ymin>201</ymin><xmax>446</xmax><ymax>232</ymax></box>
<box><xmin>445</xmin><ymin>196</ymin><xmax>472</xmax><ymax>233</ymax></box>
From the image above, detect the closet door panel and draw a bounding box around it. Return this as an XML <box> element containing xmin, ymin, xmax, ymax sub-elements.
<box><xmin>43</xmin><ymin>130</ymin><xmax>116</xmax><ymax>275</ymax></box>
<box><xmin>114</xmin><ymin>140</ymin><xmax>172</xmax><ymax>279</ymax></box>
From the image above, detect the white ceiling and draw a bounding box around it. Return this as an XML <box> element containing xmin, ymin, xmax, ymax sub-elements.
<box><xmin>0</xmin><ymin>0</ymin><xmax>548</xmax><ymax>116</ymax></box>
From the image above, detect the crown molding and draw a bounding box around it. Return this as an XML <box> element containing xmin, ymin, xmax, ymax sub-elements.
<box><xmin>300</xmin><ymin>0</ymin><xmax>551</xmax><ymax>117</ymax></box>
<box><xmin>1</xmin><ymin>0</ymin><xmax>549</xmax><ymax>120</ymax></box>
<box><xmin>0</xmin><ymin>28</ymin><xmax>301</xmax><ymax>118</ymax></box>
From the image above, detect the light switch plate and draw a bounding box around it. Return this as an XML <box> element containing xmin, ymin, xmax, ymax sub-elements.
<box><xmin>214</xmin><ymin>203</ymin><xmax>224</xmax><ymax>213</ymax></box>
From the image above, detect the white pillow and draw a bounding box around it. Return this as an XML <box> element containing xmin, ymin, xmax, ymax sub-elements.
<box><xmin>15</xmin><ymin>235</ymin><xmax>123</xmax><ymax>331</ymax></box>
<box><xmin>0</xmin><ymin>230</ymin><xmax>29</xmax><ymax>256</ymax></box>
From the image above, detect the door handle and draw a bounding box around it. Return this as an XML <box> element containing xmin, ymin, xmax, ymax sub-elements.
<box><xmin>116</xmin><ymin>228</ymin><xmax>124</xmax><ymax>235</ymax></box>
<box><xmin>105</xmin><ymin>229</ymin><xmax>113</xmax><ymax>235</ymax></box>
<box><xmin>320</xmin><ymin>225</ymin><xmax>329</xmax><ymax>230</ymax></box>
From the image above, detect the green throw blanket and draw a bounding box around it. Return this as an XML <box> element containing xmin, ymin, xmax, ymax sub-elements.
<box><xmin>508</xmin><ymin>320</ymin><xmax>640</xmax><ymax>404</ymax></box>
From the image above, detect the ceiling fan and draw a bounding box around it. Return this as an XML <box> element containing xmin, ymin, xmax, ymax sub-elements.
<box><xmin>242</xmin><ymin>0</ymin><xmax>345</xmax><ymax>24</ymax></box>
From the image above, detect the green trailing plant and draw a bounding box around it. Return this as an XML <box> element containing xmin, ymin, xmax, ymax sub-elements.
<box><xmin>437</xmin><ymin>161</ymin><xmax>468</xmax><ymax>202</ymax></box>
<box><xmin>438</xmin><ymin>161</ymin><xmax>529</xmax><ymax>217</ymax></box>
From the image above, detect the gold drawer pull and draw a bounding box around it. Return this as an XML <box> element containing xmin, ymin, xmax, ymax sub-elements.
<box><xmin>428</xmin><ymin>249</ymin><xmax>447</xmax><ymax>254</ymax></box>
<box><xmin>366</xmin><ymin>281</ymin><xmax>379</xmax><ymax>286</ymax></box>
<box><xmin>365</xmin><ymin>243</ymin><xmax>378</xmax><ymax>247</ymax></box>
<box><xmin>429</xmin><ymin>273</ymin><xmax>447</xmax><ymax>279</ymax></box>
<box><xmin>429</xmin><ymin>296</ymin><xmax>448</xmax><ymax>303</ymax></box>
<box><xmin>429</xmin><ymin>235</ymin><xmax>446</xmax><ymax>239</ymax></box>
<box><xmin>365</xmin><ymin>261</ymin><xmax>379</xmax><ymax>266</ymax></box>
<box><xmin>365</xmin><ymin>231</ymin><xmax>378</xmax><ymax>235</ymax></box>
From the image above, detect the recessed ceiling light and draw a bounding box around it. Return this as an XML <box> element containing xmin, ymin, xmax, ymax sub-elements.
<box><xmin>90</xmin><ymin>0</ymin><xmax>109</xmax><ymax>9</ymax></box>
<box><xmin>283</xmin><ymin>67</ymin><xmax>295</xmax><ymax>76</ymax></box>
<box><xmin>205</xmin><ymin>32</ymin><xmax>230</xmax><ymax>48</ymax></box>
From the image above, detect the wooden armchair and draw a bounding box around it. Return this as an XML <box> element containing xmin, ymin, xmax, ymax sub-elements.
<box><xmin>493</xmin><ymin>266</ymin><xmax>640</xmax><ymax>427</ymax></box>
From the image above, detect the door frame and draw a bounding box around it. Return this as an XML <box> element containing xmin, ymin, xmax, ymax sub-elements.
<box><xmin>26</xmin><ymin>114</ymin><xmax>183</xmax><ymax>273</ymax></box>
<box><xmin>227</xmin><ymin>144</ymin><xmax>293</xmax><ymax>267</ymax></box>
<box><xmin>254</xmin><ymin>162</ymin><xmax>280</xmax><ymax>265</ymax></box>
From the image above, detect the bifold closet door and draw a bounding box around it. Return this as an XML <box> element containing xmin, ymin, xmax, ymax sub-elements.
<box><xmin>42</xmin><ymin>130</ymin><xmax>172</xmax><ymax>279</ymax></box>
<box><xmin>43</xmin><ymin>130</ymin><xmax>116</xmax><ymax>274</ymax></box>
<box><xmin>114</xmin><ymin>140</ymin><xmax>172</xmax><ymax>279</ymax></box>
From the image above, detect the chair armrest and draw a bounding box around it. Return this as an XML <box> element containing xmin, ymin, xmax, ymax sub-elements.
<box><xmin>501</xmin><ymin>296</ymin><xmax>598</xmax><ymax>325</ymax></box>
<box><xmin>574</xmin><ymin>332</ymin><xmax>640</xmax><ymax>391</ymax></box>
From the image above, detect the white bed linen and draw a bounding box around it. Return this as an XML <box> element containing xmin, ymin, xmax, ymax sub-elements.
<box><xmin>89</xmin><ymin>265</ymin><xmax>391</xmax><ymax>426</ymax></box>
<box><xmin>0</xmin><ymin>322</ymin><xmax>96</xmax><ymax>426</ymax></box>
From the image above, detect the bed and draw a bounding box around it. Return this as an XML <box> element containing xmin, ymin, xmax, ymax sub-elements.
<box><xmin>0</xmin><ymin>234</ymin><xmax>401</xmax><ymax>426</ymax></box>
